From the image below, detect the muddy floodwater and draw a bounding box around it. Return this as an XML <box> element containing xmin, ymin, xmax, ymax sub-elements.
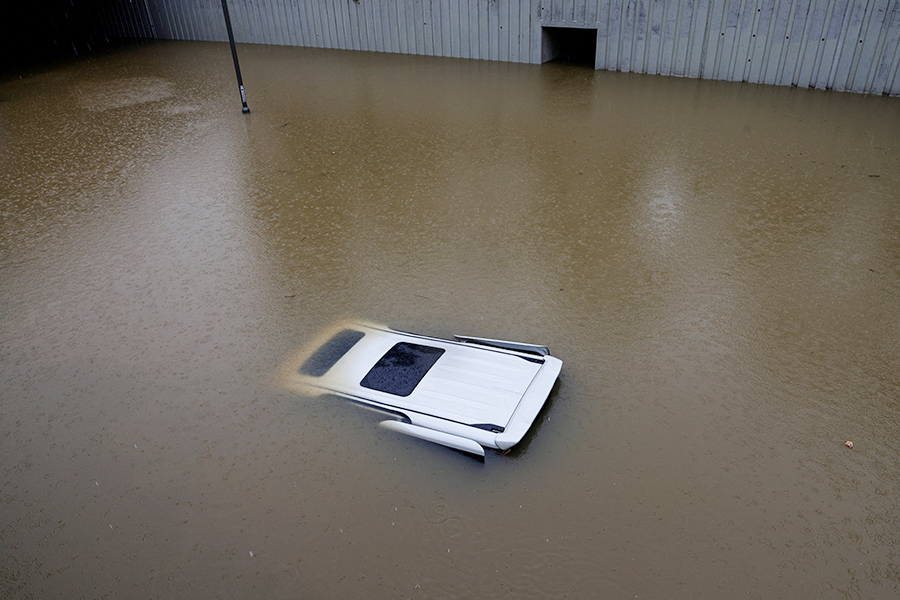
<box><xmin>1</xmin><ymin>41</ymin><xmax>899</xmax><ymax>599</ymax></box>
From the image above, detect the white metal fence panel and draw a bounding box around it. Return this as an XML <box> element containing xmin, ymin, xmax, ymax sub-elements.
<box><xmin>100</xmin><ymin>0</ymin><xmax>900</xmax><ymax>95</ymax></box>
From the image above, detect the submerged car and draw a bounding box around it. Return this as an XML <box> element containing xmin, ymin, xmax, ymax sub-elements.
<box><xmin>279</xmin><ymin>322</ymin><xmax>562</xmax><ymax>457</ymax></box>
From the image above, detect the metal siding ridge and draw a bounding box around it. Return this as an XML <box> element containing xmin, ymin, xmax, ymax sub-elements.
<box><xmin>448</xmin><ymin>0</ymin><xmax>460</xmax><ymax>57</ymax></box>
<box><xmin>178</xmin><ymin>0</ymin><xmax>195</xmax><ymax>41</ymax></box>
<box><xmin>283</xmin><ymin>0</ymin><xmax>298</xmax><ymax>45</ymax></box>
<box><xmin>325</xmin><ymin>0</ymin><xmax>339</xmax><ymax>48</ymax></box>
<box><xmin>357</xmin><ymin>0</ymin><xmax>369</xmax><ymax>51</ymax></box>
<box><xmin>243</xmin><ymin>0</ymin><xmax>259</xmax><ymax>44</ymax></box>
<box><xmin>253</xmin><ymin>0</ymin><xmax>269</xmax><ymax>44</ymax></box>
<box><xmin>776</xmin><ymin>0</ymin><xmax>803</xmax><ymax>85</ymax></box>
<box><xmin>864</xmin><ymin>0</ymin><xmax>899</xmax><ymax>92</ymax></box>
<box><xmin>416</xmin><ymin>0</ymin><xmax>426</xmax><ymax>55</ymax></box>
<box><xmin>617</xmin><ymin>0</ymin><xmax>630</xmax><ymax>71</ymax></box>
<box><xmin>511</xmin><ymin>0</ymin><xmax>522</xmax><ymax>63</ymax></box>
<box><xmin>145</xmin><ymin>1</ymin><xmax>164</xmax><ymax>39</ymax></box>
<box><xmin>744</xmin><ymin>0</ymin><xmax>765</xmax><ymax>82</ymax></box>
<box><xmin>737</xmin><ymin>0</ymin><xmax>761</xmax><ymax>82</ymax></box>
<box><xmin>613</xmin><ymin>0</ymin><xmax>626</xmax><ymax>69</ymax></box>
<box><xmin>284</xmin><ymin>0</ymin><xmax>299</xmax><ymax>45</ymax></box>
<box><xmin>396</xmin><ymin>0</ymin><xmax>409</xmax><ymax>54</ymax></box>
<box><xmin>646</xmin><ymin>0</ymin><xmax>662</xmax><ymax>75</ymax></box>
<box><xmin>887</xmin><ymin>14</ymin><xmax>900</xmax><ymax>93</ymax></box>
<box><xmin>885</xmin><ymin>0</ymin><xmax>900</xmax><ymax>93</ymax></box>
<box><xmin>370</xmin><ymin>0</ymin><xmax>384</xmax><ymax>53</ymax></box>
<box><xmin>596</xmin><ymin>0</ymin><xmax>610</xmax><ymax>67</ymax></box>
<box><xmin>305</xmin><ymin>0</ymin><xmax>321</xmax><ymax>47</ymax></box>
<box><xmin>499</xmin><ymin>0</ymin><xmax>510</xmax><ymax>61</ymax></box>
<box><xmin>170</xmin><ymin>0</ymin><xmax>186</xmax><ymax>40</ymax></box>
<box><xmin>771</xmin><ymin>0</ymin><xmax>796</xmax><ymax>84</ymax></box>
<box><xmin>669</xmin><ymin>0</ymin><xmax>685</xmax><ymax>75</ymax></box>
<box><xmin>312</xmin><ymin>0</ymin><xmax>328</xmax><ymax>47</ymax></box>
<box><xmin>657</xmin><ymin>0</ymin><xmax>672</xmax><ymax>74</ymax></box>
<box><xmin>439</xmin><ymin>0</ymin><xmax>449</xmax><ymax>56</ymax></box>
<box><xmin>813</xmin><ymin>0</ymin><xmax>844</xmax><ymax>88</ymax></box>
<box><xmin>372</xmin><ymin>0</ymin><xmax>382</xmax><ymax>52</ymax></box>
<box><xmin>388</xmin><ymin>0</ymin><xmax>401</xmax><ymax>53</ymax></box>
<box><xmin>489</xmin><ymin>0</ymin><xmax>499</xmax><ymax>60</ymax></box>
<box><xmin>458</xmin><ymin>0</ymin><xmax>470</xmax><ymax>58</ymax></box>
<box><xmin>321</xmin><ymin>0</ymin><xmax>336</xmax><ymax>48</ymax></box>
<box><xmin>228</xmin><ymin>0</ymin><xmax>244</xmax><ymax>43</ymax></box>
<box><xmin>462</xmin><ymin>0</ymin><xmax>474</xmax><ymax>59</ymax></box>
<box><xmin>411</xmin><ymin>0</ymin><xmax>423</xmax><ymax>55</ymax></box>
<box><xmin>707</xmin><ymin>0</ymin><xmax>724</xmax><ymax>79</ymax></box>
<box><xmin>640</xmin><ymin>0</ymin><xmax>653</xmax><ymax>73</ymax></box>
<box><xmin>418</xmin><ymin>0</ymin><xmax>428</xmax><ymax>55</ymax></box>
<box><xmin>702</xmin><ymin>0</ymin><xmax>718</xmax><ymax>77</ymax></box>
<box><xmin>271</xmin><ymin>0</ymin><xmax>285</xmax><ymax>45</ymax></box>
<box><xmin>425</xmin><ymin>0</ymin><xmax>437</xmax><ymax>56</ymax></box>
<box><xmin>324</xmin><ymin>0</ymin><xmax>338</xmax><ymax>48</ymax></box>
<box><xmin>686</xmin><ymin>0</ymin><xmax>706</xmax><ymax>78</ymax></box>
<box><xmin>338</xmin><ymin>0</ymin><xmax>354</xmax><ymax>51</ymax></box>
<box><xmin>298</xmin><ymin>0</ymin><xmax>314</xmax><ymax>46</ymax></box>
<box><xmin>627</xmin><ymin>0</ymin><xmax>639</xmax><ymax>68</ymax></box>
<box><xmin>509</xmin><ymin>0</ymin><xmax>519</xmax><ymax>62</ymax></box>
<box><xmin>328</xmin><ymin>0</ymin><xmax>344</xmax><ymax>50</ymax></box>
<box><xmin>799</xmin><ymin>0</ymin><xmax>833</xmax><ymax>87</ymax></box>
<box><xmin>431</xmin><ymin>0</ymin><xmax>441</xmax><ymax>55</ymax></box>
<box><xmin>205</xmin><ymin>0</ymin><xmax>220</xmax><ymax>41</ymax></box>
<box><xmin>164</xmin><ymin>0</ymin><xmax>181</xmax><ymax>40</ymax></box>
<box><xmin>442</xmin><ymin>0</ymin><xmax>454</xmax><ymax>57</ymax></box>
<box><xmin>352</xmin><ymin>0</ymin><xmax>368</xmax><ymax>51</ymax></box>
<box><xmin>374</xmin><ymin>0</ymin><xmax>387</xmax><ymax>52</ymax></box>
<box><xmin>824</xmin><ymin>0</ymin><xmax>854</xmax><ymax>87</ymax></box>
<box><xmin>586</xmin><ymin>0</ymin><xmax>599</xmax><ymax>23</ymax></box>
<box><xmin>835</xmin><ymin>0</ymin><xmax>867</xmax><ymax>89</ymax></box>
<box><xmin>355</xmin><ymin>0</ymin><xmax>366</xmax><ymax>50</ymax></box>
<box><xmin>789</xmin><ymin>0</ymin><xmax>816</xmax><ymax>86</ymax></box>
<box><xmin>753</xmin><ymin>0</ymin><xmax>780</xmax><ymax>83</ymax></box>
<box><xmin>424</xmin><ymin>0</ymin><xmax>435</xmax><ymax>56</ymax></box>
<box><xmin>467</xmin><ymin>0</ymin><xmax>478</xmax><ymax>60</ymax></box>
<box><xmin>721</xmin><ymin>0</ymin><xmax>743</xmax><ymax>81</ymax></box>
<box><xmin>260</xmin><ymin>0</ymin><xmax>277</xmax><ymax>45</ymax></box>
<box><xmin>349</xmin><ymin>0</ymin><xmax>362</xmax><ymax>52</ymax></box>
<box><xmin>203</xmin><ymin>0</ymin><xmax>220</xmax><ymax>41</ymax></box>
<box><xmin>576</xmin><ymin>0</ymin><xmax>588</xmax><ymax>22</ymax></box>
<box><xmin>276</xmin><ymin>0</ymin><xmax>291</xmax><ymax>44</ymax></box>
<box><xmin>848</xmin><ymin>0</ymin><xmax>881</xmax><ymax>90</ymax></box>
<box><xmin>552</xmin><ymin>0</ymin><xmax>563</xmax><ymax>22</ymax></box>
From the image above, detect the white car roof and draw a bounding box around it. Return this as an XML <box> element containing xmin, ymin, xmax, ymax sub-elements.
<box><xmin>279</xmin><ymin>322</ymin><xmax>561</xmax><ymax>456</ymax></box>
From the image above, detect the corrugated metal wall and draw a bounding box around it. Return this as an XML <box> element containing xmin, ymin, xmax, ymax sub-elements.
<box><xmin>102</xmin><ymin>0</ymin><xmax>900</xmax><ymax>95</ymax></box>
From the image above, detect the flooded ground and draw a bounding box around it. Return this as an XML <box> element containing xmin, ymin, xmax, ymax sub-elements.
<box><xmin>1</xmin><ymin>41</ymin><xmax>899</xmax><ymax>599</ymax></box>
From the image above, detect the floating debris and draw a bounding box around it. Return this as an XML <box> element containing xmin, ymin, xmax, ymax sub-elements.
<box><xmin>845</xmin><ymin>441</ymin><xmax>853</xmax><ymax>449</ymax></box>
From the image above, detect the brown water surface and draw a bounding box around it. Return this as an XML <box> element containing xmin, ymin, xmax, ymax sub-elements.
<box><xmin>1</xmin><ymin>41</ymin><xmax>899</xmax><ymax>599</ymax></box>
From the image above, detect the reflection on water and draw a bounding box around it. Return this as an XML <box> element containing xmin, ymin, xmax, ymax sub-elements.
<box><xmin>1</xmin><ymin>41</ymin><xmax>899</xmax><ymax>599</ymax></box>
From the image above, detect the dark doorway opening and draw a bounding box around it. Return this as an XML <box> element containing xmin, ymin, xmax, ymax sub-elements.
<box><xmin>541</xmin><ymin>27</ymin><xmax>597</xmax><ymax>67</ymax></box>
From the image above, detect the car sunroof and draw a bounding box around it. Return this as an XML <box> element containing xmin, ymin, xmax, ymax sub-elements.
<box><xmin>298</xmin><ymin>329</ymin><xmax>365</xmax><ymax>376</ymax></box>
<box><xmin>360</xmin><ymin>342</ymin><xmax>445</xmax><ymax>397</ymax></box>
